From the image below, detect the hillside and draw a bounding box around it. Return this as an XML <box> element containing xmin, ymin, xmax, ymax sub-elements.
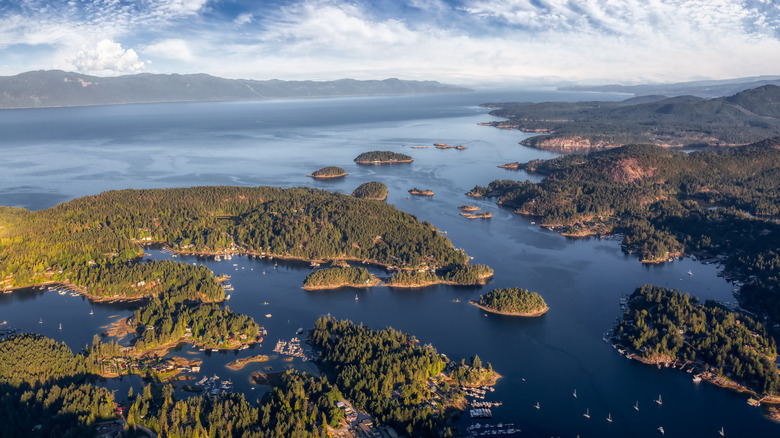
<box><xmin>0</xmin><ymin>70</ymin><xmax>471</xmax><ymax>109</ymax></box>
<box><xmin>482</xmin><ymin>85</ymin><xmax>780</xmax><ymax>152</ymax></box>
<box><xmin>559</xmin><ymin>75</ymin><xmax>780</xmax><ymax>98</ymax></box>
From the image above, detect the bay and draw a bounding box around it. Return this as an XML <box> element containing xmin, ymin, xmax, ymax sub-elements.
<box><xmin>0</xmin><ymin>90</ymin><xmax>775</xmax><ymax>437</ymax></box>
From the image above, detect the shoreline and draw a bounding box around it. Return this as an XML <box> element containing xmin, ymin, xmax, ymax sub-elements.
<box><xmin>302</xmin><ymin>277</ymin><xmax>382</xmax><ymax>291</ymax></box>
<box><xmin>468</xmin><ymin>300</ymin><xmax>549</xmax><ymax>317</ymax></box>
<box><xmin>307</xmin><ymin>173</ymin><xmax>348</xmax><ymax>179</ymax></box>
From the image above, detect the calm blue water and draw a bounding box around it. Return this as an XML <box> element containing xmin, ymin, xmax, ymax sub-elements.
<box><xmin>0</xmin><ymin>91</ymin><xmax>776</xmax><ymax>437</ymax></box>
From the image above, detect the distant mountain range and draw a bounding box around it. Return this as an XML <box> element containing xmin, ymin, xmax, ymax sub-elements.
<box><xmin>559</xmin><ymin>75</ymin><xmax>780</xmax><ymax>98</ymax></box>
<box><xmin>482</xmin><ymin>84</ymin><xmax>780</xmax><ymax>152</ymax></box>
<box><xmin>0</xmin><ymin>70</ymin><xmax>471</xmax><ymax>109</ymax></box>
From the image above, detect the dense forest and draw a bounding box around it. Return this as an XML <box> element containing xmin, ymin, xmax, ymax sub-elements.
<box><xmin>308</xmin><ymin>166</ymin><xmax>347</xmax><ymax>178</ymax></box>
<box><xmin>0</xmin><ymin>186</ymin><xmax>471</xmax><ymax>295</ymax></box>
<box><xmin>310</xmin><ymin>317</ymin><xmax>489</xmax><ymax>437</ymax></box>
<box><xmin>0</xmin><ymin>334</ymin><xmax>116</xmax><ymax>437</ymax></box>
<box><xmin>472</xmin><ymin>141</ymin><xmax>780</xmax><ymax>321</ymax></box>
<box><xmin>482</xmin><ymin>85</ymin><xmax>780</xmax><ymax>151</ymax></box>
<box><xmin>474</xmin><ymin>287</ymin><xmax>548</xmax><ymax>315</ymax></box>
<box><xmin>354</xmin><ymin>151</ymin><xmax>413</xmax><ymax>164</ymax></box>
<box><xmin>614</xmin><ymin>285</ymin><xmax>780</xmax><ymax>395</ymax></box>
<box><xmin>385</xmin><ymin>264</ymin><xmax>494</xmax><ymax>287</ymax></box>
<box><xmin>302</xmin><ymin>266</ymin><xmax>376</xmax><ymax>289</ymax></box>
<box><xmin>351</xmin><ymin>181</ymin><xmax>388</xmax><ymax>200</ymax></box>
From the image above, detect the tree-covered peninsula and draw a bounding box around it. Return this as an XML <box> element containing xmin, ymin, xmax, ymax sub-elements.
<box><xmin>351</xmin><ymin>181</ymin><xmax>388</xmax><ymax>200</ymax></box>
<box><xmin>385</xmin><ymin>263</ymin><xmax>494</xmax><ymax>287</ymax></box>
<box><xmin>471</xmin><ymin>287</ymin><xmax>548</xmax><ymax>316</ymax></box>
<box><xmin>0</xmin><ymin>186</ymin><xmax>473</xmax><ymax>296</ymax></box>
<box><xmin>308</xmin><ymin>166</ymin><xmax>347</xmax><ymax>178</ymax></box>
<box><xmin>470</xmin><ymin>141</ymin><xmax>780</xmax><ymax>322</ymax></box>
<box><xmin>614</xmin><ymin>285</ymin><xmax>780</xmax><ymax>399</ymax></box>
<box><xmin>354</xmin><ymin>151</ymin><xmax>413</xmax><ymax>164</ymax></box>
<box><xmin>302</xmin><ymin>266</ymin><xmax>380</xmax><ymax>290</ymax></box>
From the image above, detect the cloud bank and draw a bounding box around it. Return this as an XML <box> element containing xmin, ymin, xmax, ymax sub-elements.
<box><xmin>1</xmin><ymin>0</ymin><xmax>779</xmax><ymax>84</ymax></box>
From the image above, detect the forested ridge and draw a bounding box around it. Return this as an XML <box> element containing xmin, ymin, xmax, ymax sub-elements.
<box><xmin>472</xmin><ymin>141</ymin><xmax>780</xmax><ymax>321</ymax></box>
<box><xmin>483</xmin><ymin>85</ymin><xmax>780</xmax><ymax>150</ymax></box>
<box><xmin>0</xmin><ymin>186</ymin><xmax>469</xmax><ymax>295</ymax></box>
<box><xmin>615</xmin><ymin>285</ymin><xmax>780</xmax><ymax>395</ymax></box>
<box><xmin>303</xmin><ymin>266</ymin><xmax>375</xmax><ymax>289</ymax></box>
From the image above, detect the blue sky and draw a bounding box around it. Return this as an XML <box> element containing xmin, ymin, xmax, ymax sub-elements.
<box><xmin>1</xmin><ymin>0</ymin><xmax>779</xmax><ymax>85</ymax></box>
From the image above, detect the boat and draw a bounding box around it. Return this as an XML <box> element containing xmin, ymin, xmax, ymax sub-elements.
<box><xmin>658</xmin><ymin>426</ymin><xmax>664</xmax><ymax>435</ymax></box>
<box><xmin>58</xmin><ymin>323</ymin><xmax>62</xmax><ymax>330</ymax></box>
<box><xmin>606</xmin><ymin>413</ymin><xmax>612</xmax><ymax>423</ymax></box>
<box><xmin>262</xmin><ymin>271</ymin><xmax>266</xmax><ymax>275</ymax></box>
<box><xmin>656</xmin><ymin>394</ymin><xmax>662</xmax><ymax>405</ymax></box>
<box><xmin>534</xmin><ymin>402</ymin><xmax>540</xmax><ymax>410</ymax></box>
<box><xmin>58</xmin><ymin>290</ymin><xmax>66</xmax><ymax>295</ymax></box>
<box><xmin>355</xmin><ymin>294</ymin><xmax>359</xmax><ymax>301</ymax></box>
<box><xmin>263</xmin><ymin>301</ymin><xmax>269</xmax><ymax>305</ymax></box>
<box><xmin>718</xmin><ymin>426</ymin><xmax>725</xmax><ymax>436</ymax></box>
<box><xmin>583</xmin><ymin>408</ymin><xmax>590</xmax><ymax>419</ymax></box>
<box><xmin>296</xmin><ymin>328</ymin><xmax>304</xmax><ymax>335</ymax></box>
<box><xmin>89</xmin><ymin>309</ymin><xmax>94</xmax><ymax>315</ymax></box>
<box><xmin>634</xmin><ymin>401</ymin><xmax>639</xmax><ymax>411</ymax></box>
<box><xmin>573</xmin><ymin>389</ymin><xmax>577</xmax><ymax>398</ymax></box>
<box><xmin>688</xmin><ymin>270</ymin><xmax>693</xmax><ymax>276</ymax></box>
<box><xmin>265</xmin><ymin>314</ymin><xmax>272</xmax><ymax>318</ymax></box>
<box><xmin>39</xmin><ymin>318</ymin><xmax>43</xmax><ymax>324</ymax></box>
<box><xmin>693</xmin><ymin>375</ymin><xmax>702</xmax><ymax>383</ymax></box>
<box><xmin>211</xmin><ymin>348</ymin><xmax>219</xmax><ymax>352</ymax></box>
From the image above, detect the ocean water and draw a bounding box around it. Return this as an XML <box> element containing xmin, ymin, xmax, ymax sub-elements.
<box><xmin>0</xmin><ymin>91</ymin><xmax>776</xmax><ymax>437</ymax></box>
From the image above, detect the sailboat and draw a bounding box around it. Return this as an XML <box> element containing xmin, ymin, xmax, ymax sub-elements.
<box><xmin>89</xmin><ymin>309</ymin><xmax>94</xmax><ymax>315</ymax></box>
<box><xmin>573</xmin><ymin>389</ymin><xmax>577</xmax><ymax>398</ymax></box>
<box><xmin>534</xmin><ymin>402</ymin><xmax>540</xmax><ymax>410</ymax></box>
<box><xmin>355</xmin><ymin>294</ymin><xmax>359</xmax><ymax>301</ymax></box>
<box><xmin>58</xmin><ymin>323</ymin><xmax>62</xmax><ymax>330</ymax></box>
<box><xmin>634</xmin><ymin>401</ymin><xmax>639</xmax><ymax>411</ymax></box>
<box><xmin>656</xmin><ymin>394</ymin><xmax>662</xmax><ymax>405</ymax></box>
<box><xmin>583</xmin><ymin>408</ymin><xmax>590</xmax><ymax>419</ymax></box>
<box><xmin>718</xmin><ymin>426</ymin><xmax>725</xmax><ymax>436</ymax></box>
<box><xmin>39</xmin><ymin>318</ymin><xmax>43</xmax><ymax>324</ymax></box>
<box><xmin>606</xmin><ymin>413</ymin><xmax>612</xmax><ymax>423</ymax></box>
<box><xmin>658</xmin><ymin>426</ymin><xmax>665</xmax><ymax>435</ymax></box>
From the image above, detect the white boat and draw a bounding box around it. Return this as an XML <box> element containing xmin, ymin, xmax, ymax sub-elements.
<box><xmin>693</xmin><ymin>375</ymin><xmax>702</xmax><ymax>383</ymax></box>
<box><xmin>718</xmin><ymin>426</ymin><xmax>724</xmax><ymax>436</ymax></box>
<box><xmin>656</xmin><ymin>394</ymin><xmax>662</xmax><ymax>405</ymax></box>
<box><xmin>658</xmin><ymin>426</ymin><xmax>664</xmax><ymax>435</ymax></box>
<box><xmin>573</xmin><ymin>389</ymin><xmax>577</xmax><ymax>398</ymax></box>
<box><xmin>688</xmin><ymin>270</ymin><xmax>693</xmax><ymax>276</ymax></box>
<box><xmin>534</xmin><ymin>402</ymin><xmax>540</xmax><ymax>410</ymax></box>
<box><xmin>39</xmin><ymin>318</ymin><xmax>43</xmax><ymax>324</ymax></box>
<box><xmin>583</xmin><ymin>408</ymin><xmax>590</xmax><ymax>419</ymax></box>
<box><xmin>58</xmin><ymin>323</ymin><xmax>62</xmax><ymax>330</ymax></box>
<box><xmin>265</xmin><ymin>314</ymin><xmax>272</xmax><ymax>318</ymax></box>
<box><xmin>89</xmin><ymin>309</ymin><xmax>94</xmax><ymax>315</ymax></box>
<box><xmin>634</xmin><ymin>401</ymin><xmax>639</xmax><ymax>411</ymax></box>
<box><xmin>606</xmin><ymin>413</ymin><xmax>612</xmax><ymax>423</ymax></box>
<box><xmin>355</xmin><ymin>294</ymin><xmax>359</xmax><ymax>301</ymax></box>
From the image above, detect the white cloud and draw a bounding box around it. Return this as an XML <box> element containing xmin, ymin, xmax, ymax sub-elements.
<box><xmin>71</xmin><ymin>39</ymin><xmax>145</xmax><ymax>74</ymax></box>
<box><xmin>143</xmin><ymin>39</ymin><xmax>194</xmax><ymax>61</ymax></box>
<box><xmin>234</xmin><ymin>12</ymin><xmax>253</xmax><ymax>26</ymax></box>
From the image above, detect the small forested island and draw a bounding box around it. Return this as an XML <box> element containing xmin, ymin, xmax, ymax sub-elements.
<box><xmin>481</xmin><ymin>84</ymin><xmax>780</xmax><ymax>152</ymax></box>
<box><xmin>469</xmin><ymin>140</ymin><xmax>780</xmax><ymax>324</ymax></box>
<box><xmin>302</xmin><ymin>266</ymin><xmax>380</xmax><ymax>290</ymax></box>
<box><xmin>460</xmin><ymin>211</ymin><xmax>492</xmax><ymax>219</ymax></box>
<box><xmin>386</xmin><ymin>264</ymin><xmax>494</xmax><ymax>288</ymax></box>
<box><xmin>354</xmin><ymin>150</ymin><xmax>413</xmax><ymax>164</ymax></box>
<box><xmin>434</xmin><ymin>143</ymin><xmax>454</xmax><ymax>149</ymax></box>
<box><xmin>409</xmin><ymin>187</ymin><xmax>434</xmax><ymax>196</ymax></box>
<box><xmin>458</xmin><ymin>205</ymin><xmax>481</xmax><ymax>212</ymax></box>
<box><xmin>351</xmin><ymin>181</ymin><xmax>388</xmax><ymax>200</ymax></box>
<box><xmin>0</xmin><ymin>186</ymin><xmax>479</xmax><ymax>297</ymax></box>
<box><xmin>613</xmin><ymin>285</ymin><xmax>780</xmax><ymax>404</ymax></box>
<box><xmin>308</xmin><ymin>166</ymin><xmax>347</xmax><ymax>178</ymax></box>
<box><xmin>470</xmin><ymin>287</ymin><xmax>548</xmax><ymax>316</ymax></box>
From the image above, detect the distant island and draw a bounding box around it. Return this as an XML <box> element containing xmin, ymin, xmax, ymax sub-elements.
<box><xmin>409</xmin><ymin>188</ymin><xmax>434</xmax><ymax>196</ymax></box>
<box><xmin>308</xmin><ymin>166</ymin><xmax>347</xmax><ymax>178</ymax></box>
<box><xmin>302</xmin><ymin>267</ymin><xmax>380</xmax><ymax>290</ymax></box>
<box><xmin>480</xmin><ymin>84</ymin><xmax>780</xmax><ymax>152</ymax></box>
<box><xmin>458</xmin><ymin>205</ymin><xmax>480</xmax><ymax>212</ymax></box>
<box><xmin>613</xmin><ymin>285</ymin><xmax>779</xmax><ymax>405</ymax></box>
<box><xmin>470</xmin><ymin>287</ymin><xmax>548</xmax><ymax>316</ymax></box>
<box><xmin>354</xmin><ymin>151</ymin><xmax>413</xmax><ymax>164</ymax></box>
<box><xmin>0</xmin><ymin>70</ymin><xmax>472</xmax><ymax>109</ymax></box>
<box><xmin>460</xmin><ymin>211</ymin><xmax>492</xmax><ymax>219</ymax></box>
<box><xmin>351</xmin><ymin>181</ymin><xmax>388</xmax><ymax>200</ymax></box>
